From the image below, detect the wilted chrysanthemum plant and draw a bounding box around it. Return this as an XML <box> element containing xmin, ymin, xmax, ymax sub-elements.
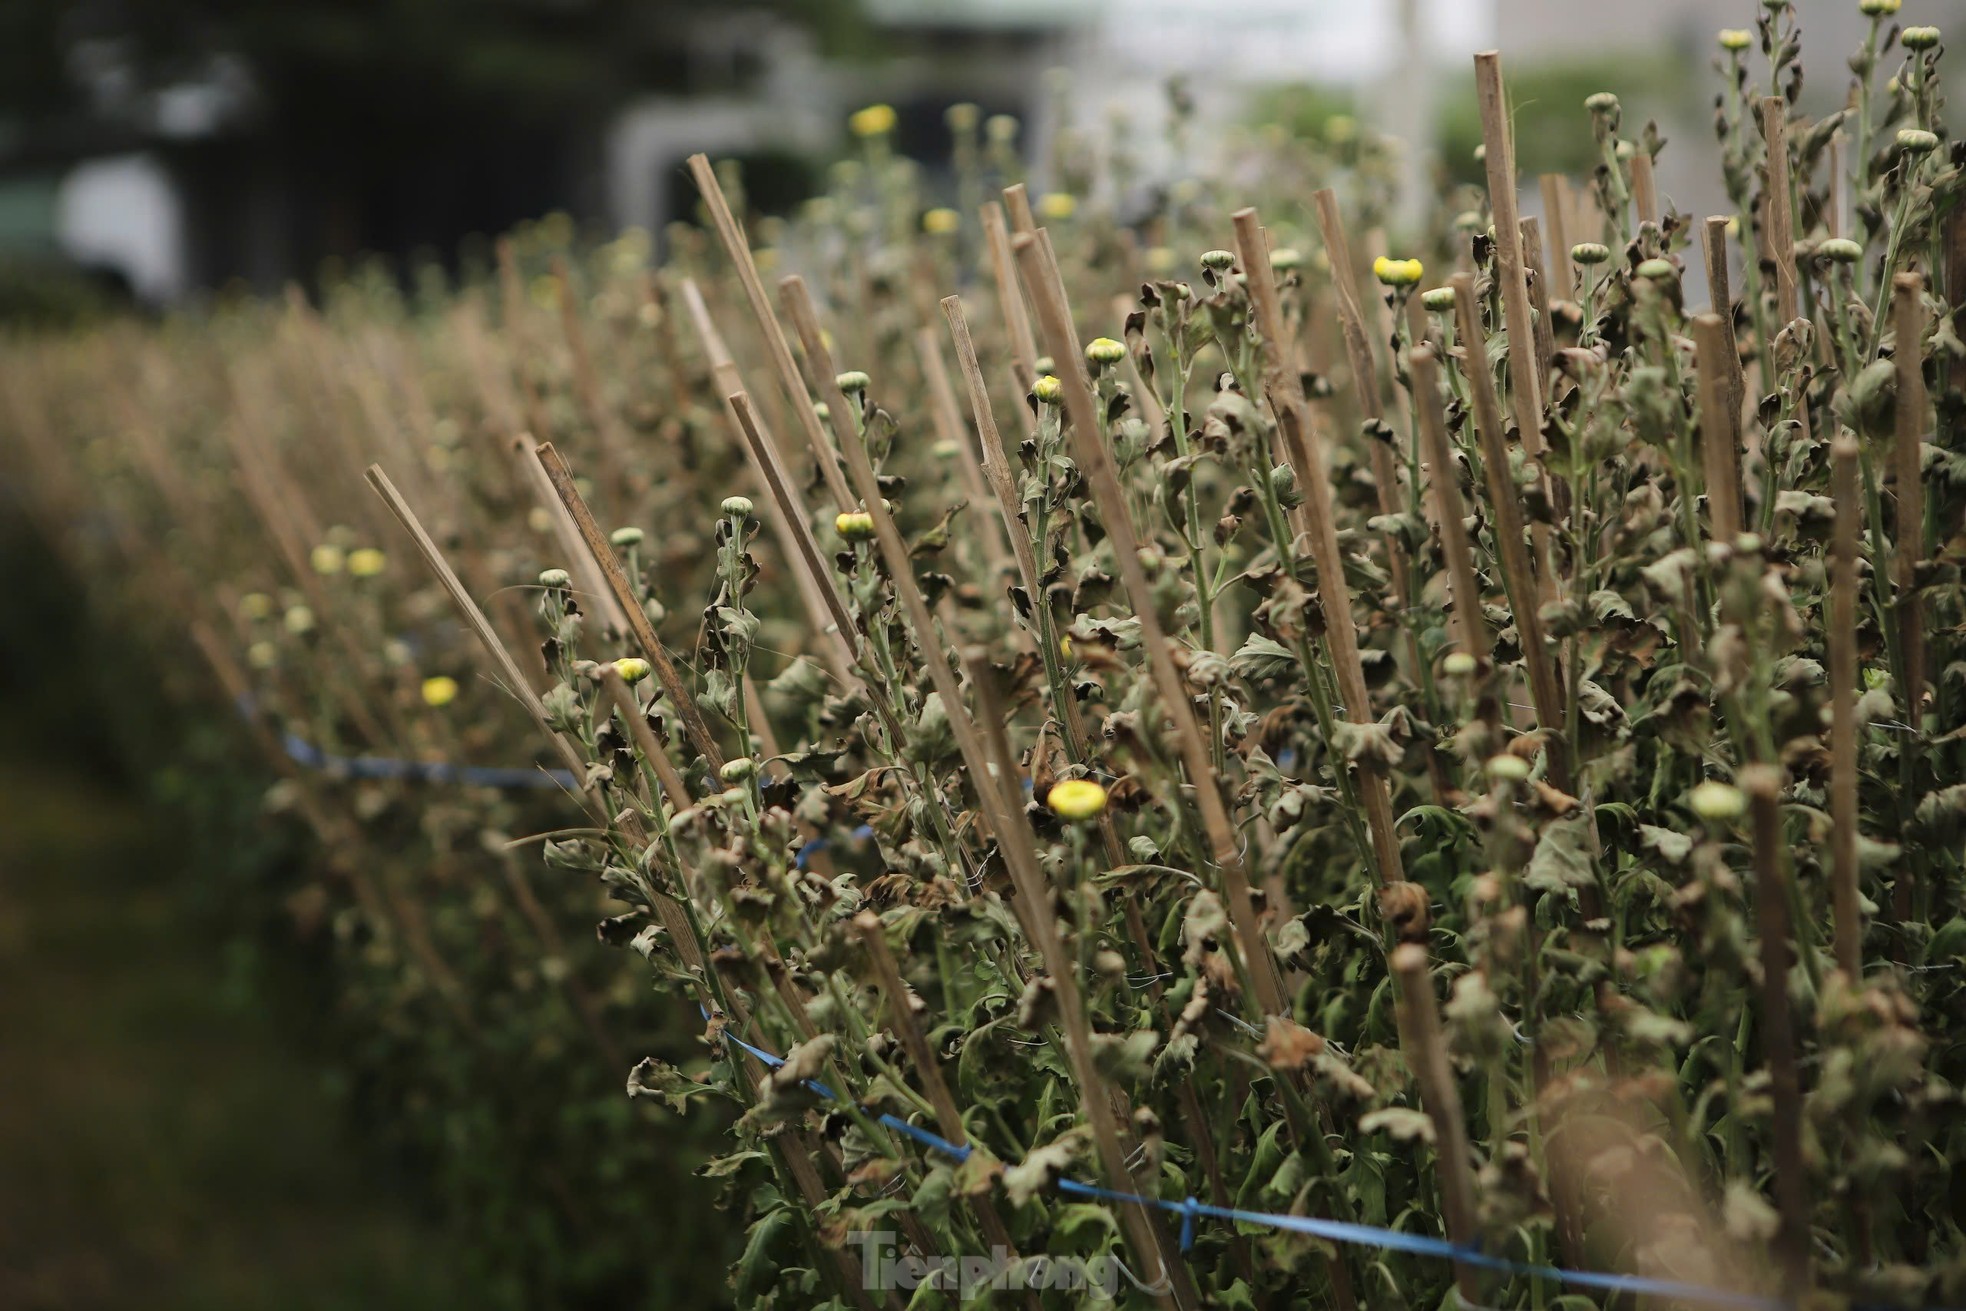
<box><xmin>7</xmin><ymin>3</ymin><xmax>1966</xmax><ymax>1308</ymax></box>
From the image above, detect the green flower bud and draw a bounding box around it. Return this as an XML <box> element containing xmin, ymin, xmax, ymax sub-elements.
<box><xmin>239</xmin><ymin>592</ymin><xmax>274</xmax><ymax>621</ymax></box>
<box><xmin>1688</xmin><ymin>780</ymin><xmax>1746</xmax><ymax>822</ymax></box>
<box><xmin>1199</xmin><ymin>249</ymin><xmax>1236</xmax><ymax>271</ymax></box>
<box><xmin>1442</xmin><ymin>652</ymin><xmax>1478</xmax><ymax>676</ymax></box>
<box><xmin>1817</xmin><ymin>237</ymin><xmax>1863</xmax><ymax>264</ymax></box>
<box><xmin>1486</xmin><ymin>754</ymin><xmax>1531</xmax><ymax>782</ymax></box>
<box><xmin>1636</xmin><ymin>258</ymin><xmax>1677</xmax><ymax>281</ymax></box>
<box><xmin>835</xmin><ymin>370</ymin><xmax>871</xmax><ymax>393</ymax></box>
<box><xmin>721</xmin><ymin>495</ymin><xmax>755</xmax><ymax>516</ymax></box>
<box><xmin>310</xmin><ymin>543</ymin><xmax>345</xmax><ymax>575</ymax></box>
<box><xmin>1898</xmin><ymin>127</ymin><xmax>1940</xmax><ymax>155</ymax></box>
<box><xmin>1085</xmin><ymin>337</ymin><xmax>1126</xmax><ymax>367</ymax></box>
<box><xmin>1860</xmin><ymin>0</ymin><xmax>1900</xmax><ymax>14</ymax></box>
<box><xmin>284</xmin><ymin>605</ymin><xmax>316</xmax><ymax>636</ymax></box>
<box><xmin>1269</xmin><ymin>248</ymin><xmax>1304</xmax><ymax>271</ymax></box>
<box><xmin>720</xmin><ymin>757</ymin><xmax>758</xmax><ymax>783</ymax></box>
<box><xmin>1571</xmin><ymin>242</ymin><xmax>1612</xmax><ymax>266</ymax></box>
<box><xmin>610</xmin><ymin>526</ymin><xmax>644</xmax><ymax>547</ymax></box>
<box><xmin>1584</xmin><ymin>92</ymin><xmax>1621</xmax><ymax>114</ymax></box>
<box><xmin>1902</xmin><ymin>26</ymin><xmax>1940</xmax><ymax>51</ymax></box>
<box><xmin>719</xmin><ymin>787</ymin><xmax>750</xmax><ymax>807</ymax></box>
<box><xmin>1421</xmin><ymin>287</ymin><xmax>1458</xmax><ymax>313</ymax></box>
<box><xmin>1718</xmin><ymin>29</ymin><xmax>1753</xmax><ymax>51</ymax></box>
<box><xmin>539</xmin><ymin>568</ymin><xmax>571</xmax><ymax>588</ymax></box>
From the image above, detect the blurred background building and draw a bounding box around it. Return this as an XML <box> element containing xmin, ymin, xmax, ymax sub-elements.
<box><xmin>0</xmin><ymin>0</ymin><xmax>1949</xmax><ymax>311</ymax></box>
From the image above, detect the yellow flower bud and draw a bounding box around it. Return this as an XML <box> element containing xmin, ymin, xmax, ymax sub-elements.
<box><xmin>836</xmin><ymin>511</ymin><xmax>877</xmax><ymax>542</ymax></box>
<box><xmin>1718</xmin><ymin>29</ymin><xmax>1752</xmax><ymax>52</ymax></box>
<box><xmin>421</xmin><ymin>675</ymin><xmax>459</xmax><ymax>707</ymax></box>
<box><xmin>347</xmin><ymin>548</ymin><xmax>386</xmax><ymax>578</ymax></box>
<box><xmin>1037</xmin><ymin>192</ymin><xmax>1076</xmax><ymax>221</ymax></box>
<box><xmin>849</xmin><ymin>103</ymin><xmax>897</xmax><ymax>138</ymax></box>
<box><xmin>1032</xmin><ymin>375</ymin><xmax>1064</xmax><ymax>405</ymax></box>
<box><xmin>614</xmin><ymin>657</ymin><xmax>652</xmax><ymax>684</ymax></box>
<box><xmin>1372</xmin><ymin>256</ymin><xmax>1424</xmax><ymax>287</ymax></box>
<box><xmin>922</xmin><ymin>207</ymin><xmax>961</xmax><ymax>235</ymax></box>
<box><xmin>1046</xmin><ymin>778</ymin><xmax>1108</xmax><ymax>821</ymax></box>
<box><xmin>310</xmin><ymin>544</ymin><xmax>345</xmax><ymax>575</ymax></box>
<box><xmin>239</xmin><ymin>592</ymin><xmax>274</xmax><ymax>621</ymax></box>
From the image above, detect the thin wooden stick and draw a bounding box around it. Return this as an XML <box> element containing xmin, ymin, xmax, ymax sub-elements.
<box><xmin>1001</xmin><ymin>183</ymin><xmax>1036</xmax><ymax>235</ymax></box>
<box><xmin>686</xmin><ymin>154</ymin><xmax>856</xmax><ymax>515</ymax></box>
<box><xmin>533</xmin><ymin>442</ymin><xmax>727</xmax><ymax>773</ymax></box>
<box><xmin>1234</xmin><ymin>209</ymin><xmax>1409</xmax><ymax>889</ymax></box>
<box><xmin>1540</xmin><ymin>175</ymin><xmax>1574</xmax><ymax>290</ymax></box>
<box><xmin>1744</xmin><ymin>764</ymin><xmax>1809</xmax><ymax>1297</ymax></box>
<box><xmin>1893</xmin><ymin>272</ymin><xmax>1928</xmax><ymax>711</ymax></box>
<box><xmin>1761</xmin><ymin>98</ymin><xmax>1800</xmax><ymax>325</ymax></box>
<box><xmin>981</xmin><ymin>201</ymin><xmax>1040</xmax><ymax>390</ymax></box>
<box><xmin>1310</xmin><ymin>191</ymin><xmax>1406</xmax><ymax>519</ymax></box>
<box><xmin>1474</xmin><ymin>52</ymin><xmax>1546</xmax><ymax>448</ymax></box>
<box><xmin>1450</xmin><ymin>275</ymin><xmax>1571</xmax><ymax>793</ymax></box>
<box><xmin>917</xmin><ymin>325</ymin><xmax>1016</xmax><ymax>579</ymax></box>
<box><xmin>1390</xmin><ymin>944</ymin><xmax>1483</xmax><ymax>1304</ymax></box>
<box><xmin>513</xmin><ymin>433</ymin><xmax>632</xmax><ymax>636</ymax></box>
<box><xmin>1829</xmin><ymin>434</ymin><xmax>1864</xmax><ymax>978</ymax></box>
<box><xmin>964</xmin><ymin>651</ymin><xmax>1196</xmax><ymax>1311</ymax></box>
<box><xmin>779</xmin><ymin>276</ymin><xmax>1059</xmax><ymax>855</ymax></box>
<box><xmin>678</xmin><ymin>277</ymin><xmax>857</xmax><ymax>682</ymax></box>
<box><xmin>1630</xmin><ymin>150</ymin><xmax>1659</xmax><ymax>228</ymax></box>
<box><xmin>942</xmin><ymin>296</ymin><xmax>1043</xmax><ymax>600</ymax></box>
<box><xmin>1693</xmin><ymin>315</ymin><xmax>1745</xmax><ymax>543</ymax></box>
<box><xmin>1009</xmin><ymin>229</ymin><xmax>1292</xmax><ymax>1013</ymax></box>
<box><xmin>1701</xmin><ymin>217</ymin><xmax>1748</xmax><ymax>497</ymax></box>
<box><xmin>365</xmin><ymin>464</ymin><xmax>600</xmax><ymax>814</ymax></box>
<box><xmin>1521</xmin><ymin>216</ymin><xmax>1557</xmax><ymax>381</ymax></box>
<box><xmin>1412</xmin><ymin>348</ymin><xmax>1490</xmax><ymax>664</ymax></box>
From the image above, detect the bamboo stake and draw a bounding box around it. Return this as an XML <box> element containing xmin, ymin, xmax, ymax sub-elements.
<box><xmin>1540</xmin><ymin>175</ymin><xmax>1574</xmax><ymax>290</ymax></box>
<box><xmin>686</xmin><ymin>154</ymin><xmax>856</xmax><ymax>514</ymax></box>
<box><xmin>1744</xmin><ymin>764</ymin><xmax>1809</xmax><ymax>1297</ymax></box>
<box><xmin>533</xmin><ymin>442</ymin><xmax>727</xmax><ymax>772</ymax></box>
<box><xmin>513</xmin><ymin>433</ymin><xmax>632</xmax><ymax>636</ymax></box>
<box><xmin>1892</xmin><ymin>273</ymin><xmax>1927</xmax><ymax>712</ymax></box>
<box><xmin>1310</xmin><ymin>191</ymin><xmax>1407</xmax><ymax>524</ymax></box>
<box><xmin>917</xmin><ymin>325</ymin><xmax>1016</xmax><ymax>579</ymax></box>
<box><xmin>365</xmin><ymin>465</ymin><xmax>600</xmax><ymax>815</ymax></box>
<box><xmin>1390</xmin><ymin>944</ymin><xmax>1482</xmax><ymax>1304</ymax></box>
<box><xmin>981</xmin><ymin>202</ymin><xmax>1040</xmax><ymax>390</ymax></box>
<box><xmin>1233</xmin><ymin>210</ymin><xmax>1409</xmax><ymax>889</ymax></box>
<box><xmin>964</xmin><ymin>651</ymin><xmax>1197</xmax><ymax>1311</ymax></box>
<box><xmin>1630</xmin><ymin>150</ymin><xmax>1659</xmax><ymax>228</ymax></box>
<box><xmin>1521</xmin><ymin>216</ymin><xmax>1558</xmax><ymax>385</ymax></box>
<box><xmin>1829</xmin><ymin>435</ymin><xmax>1864</xmax><ymax>978</ymax></box>
<box><xmin>1693</xmin><ymin>315</ymin><xmax>1746</xmax><ymax>543</ymax></box>
<box><xmin>1412</xmin><ymin>348</ymin><xmax>1490</xmax><ymax>664</ymax></box>
<box><xmin>1009</xmin><ymin>230</ymin><xmax>1292</xmax><ymax>1013</ymax></box>
<box><xmin>852</xmin><ymin>910</ymin><xmax>1034</xmax><ymax>1294</ymax></box>
<box><xmin>678</xmin><ymin>277</ymin><xmax>857</xmax><ymax>682</ymax></box>
<box><xmin>941</xmin><ymin>296</ymin><xmax>1042</xmax><ymax>600</ymax></box>
<box><xmin>1761</xmin><ymin>98</ymin><xmax>1800</xmax><ymax>325</ymax></box>
<box><xmin>1474</xmin><ymin>52</ymin><xmax>1547</xmax><ymax>448</ymax></box>
<box><xmin>1450</xmin><ymin>275</ymin><xmax>1571</xmax><ymax>792</ymax></box>
<box><xmin>1701</xmin><ymin>217</ymin><xmax>1748</xmax><ymax>496</ymax></box>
